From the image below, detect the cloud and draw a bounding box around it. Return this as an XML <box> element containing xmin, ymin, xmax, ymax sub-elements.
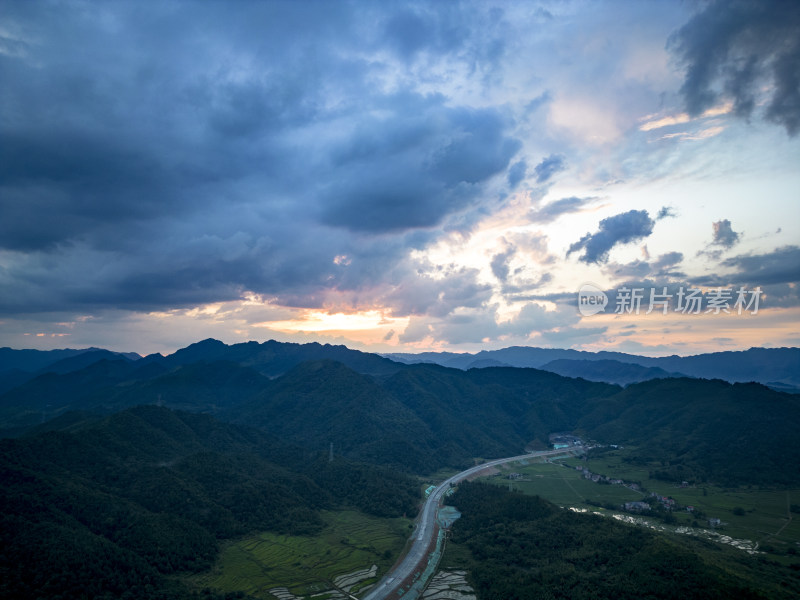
<box><xmin>501</xmin><ymin>302</ymin><xmax>578</xmax><ymax>337</ymax></box>
<box><xmin>639</xmin><ymin>103</ymin><xmax>732</xmax><ymax>133</ymax></box>
<box><xmin>711</xmin><ymin>219</ymin><xmax>741</xmax><ymax>248</ymax></box>
<box><xmin>602</xmin><ymin>246</ymin><xmax>800</xmax><ymax>311</ymax></box>
<box><xmin>567</xmin><ymin>210</ymin><xmax>656</xmax><ymax>264</ymax></box>
<box><xmin>657</xmin><ymin>206</ymin><xmax>677</xmax><ymax>220</ymax></box>
<box><xmin>652</xmin><ymin>251</ymin><xmax>684</xmax><ymax>273</ymax></box>
<box><xmin>528</xmin><ymin>196</ymin><xmax>596</xmax><ymax>224</ymax></box>
<box><xmin>668</xmin><ymin>0</ymin><xmax>800</xmax><ymax>135</ymax></box>
<box><xmin>0</xmin><ymin>2</ymin><xmax>523</xmax><ymax>318</ymax></box>
<box><xmin>319</xmin><ymin>99</ymin><xmax>521</xmax><ymax>233</ymax></box>
<box><xmin>0</xmin><ymin>1</ymin><xmax>795</xmax><ymax>355</ymax></box>
<box><xmin>605</xmin><ymin>260</ymin><xmax>652</xmax><ymax>280</ymax></box>
<box><xmin>718</xmin><ymin>245</ymin><xmax>800</xmax><ymax>286</ymax></box>
<box><xmin>605</xmin><ymin>251</ymin><xmax>684</xmax><ymax>281</ymax></box>
<box><xmin>507</xmin><ymin>160</ymin><xmax>527</xmax><ymax>189</ymax></box>
<box><xmin>532</xmin><ymin>154</ymin><xmax>566</xmax><ymax>183</ymax></box>
<box><xmin>396</xmin><ymin>300</ymin><xmax>593</xmax><ymax>347</ymax></box>
<box><xmin>380</xmin><ymin>264</ymin><xmax>493</xmax><ymax>320</ymax></box>
<box><xmin>490</xmin><ymin>243</ymin><xmax>516</xmax><ymax>282</ymax></box>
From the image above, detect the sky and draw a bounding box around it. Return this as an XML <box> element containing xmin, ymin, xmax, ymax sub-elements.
<box><xmin>1</xmin><ymin>0</ymin><xmax>799</xmax><ymax>357</ymax></box>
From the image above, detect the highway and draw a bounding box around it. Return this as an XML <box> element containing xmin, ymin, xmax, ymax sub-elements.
<box><xmin>362</xmin><ymin>448</ymin><xmax>580</xmax><ymax>599</ymax></box>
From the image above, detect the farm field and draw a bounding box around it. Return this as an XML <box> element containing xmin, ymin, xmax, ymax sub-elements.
<box><xmin>576</xmin><ymin>449</ymin><xmax>799</xmax><ymax>553</ymax></box>
<box><xmin>191</xmin><ymin>510</ymin><xmax>412</xmax><ymax>598</ymax></box>
<box><xmin>481</xmin><ymin>451</ymin><xmax>799</xmax><ymax>558</ymax></box>
<box><xmin>483</xmin><ymin>459</ymin><xmax>643</xmax><ymax>508</ymax></box>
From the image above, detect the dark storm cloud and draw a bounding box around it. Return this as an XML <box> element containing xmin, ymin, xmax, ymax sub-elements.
<box><xmin>567</xmin><ymin>210</ymin><xmax>656</xmax><ymax>264</ymax></box>
<box><xmin>711</xmin><ymin>219</ymin><xmax>741</xmax><ymax>248</ymax></box>
<box><xmin>0</xmin><ymin>1</ymin><xmax>519</xmax><ymax>316</ymax></box>
<box><xmin>319</xmin><ymin>98</ymin><xmax>521</xmax><ymax>233</ymax></box>
<box><xmin>528</xmin><ymin>196</ymin><xmax>595</xmax><ymax>224</ymax></box>
<box><xmin>532</xmin><ymin>154</ymin><xmax>566</xmax><ymax>183</ymax></box>
<box><xmin>668</xmin><ymin>0</ymin><xmax>800</xmax><ymax>135</ymax></box>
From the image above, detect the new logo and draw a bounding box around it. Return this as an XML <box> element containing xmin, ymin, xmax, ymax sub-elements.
<box><xmin>577</xmin><ymin>283</ymin><xmax>608</xmax><ymax>316</ymax></box>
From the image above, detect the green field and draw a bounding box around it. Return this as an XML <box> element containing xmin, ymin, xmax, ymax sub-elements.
<box><xmin>481</xmin><ymin>452</ymin><xmax>799</xmax><ymax>558</ymax></box>
<box><xmin>484</xmin><ymin>459</ymin><xmax>643</xmax><ymax>507</ymax></box>
<box><xmin>578</xmin><ymin>449</ymin><xmax>798</xmax><ymax>551</ymax></box>
<box><xmin>191</xmin><ymin>510</ymin><xmax>412</xmax><ymax>598</ymax></box>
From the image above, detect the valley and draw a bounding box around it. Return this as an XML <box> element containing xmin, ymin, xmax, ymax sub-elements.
<box><xmin>1</xmin><ymin>339</ymin><xmax>798</xmax><ymax>599</ymax></box>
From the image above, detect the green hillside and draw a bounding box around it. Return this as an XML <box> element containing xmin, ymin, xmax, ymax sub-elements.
<box><xmin>0</xmin><ymin>406</ymin><xmax>418</xmax><ymax>599</ymax></box>
<box><xmin>580</xmin><ymin>378</ymin><xmax>800</xmax><ymax>486</ymax></box>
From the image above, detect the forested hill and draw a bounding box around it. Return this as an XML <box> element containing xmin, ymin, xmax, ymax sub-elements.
<box><xmin>0</xmin><ymin>405</ymin><xmax>418</xmax><ymax>600</ymax></box>
<box><xmin>2</xmin><ymin>347</ymin><xmax>800</xmax><ymax>484</ymax></box>
<box><xmin>0</xmin><ymin>338</ymin><xmax>400</xmax><ymax>403</ymax></box>
<box><xmin>226</xmin><ymin>361</ymin><xmax>619</xmax><ymax>472</ymax></box>
<box><xmin>578</xmin><ymin>377</ymin><xmax>800</xmax><ymax>486</ymax></box>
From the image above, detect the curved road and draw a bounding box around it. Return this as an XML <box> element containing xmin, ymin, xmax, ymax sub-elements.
<box><xmin>362</xmin><ymin>448</ymin><xmax>580</xmax><ymax>599</ymax></box>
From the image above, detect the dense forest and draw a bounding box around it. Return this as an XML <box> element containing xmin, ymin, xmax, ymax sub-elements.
<box><xmin>447</xmin><ymin>481</ymin><xmax>800</xmax><ymax>600</ymax></box>
<box><xmin>0</xmin><ymin>406</ymin><xmax>418</xmax><ymax>599</ymax></box>
<box><xmin>2</xmin><ymin>340</ymin><xmax>798</xmax><ymax>485</ymax></box>
<box><xmin>577</xmin><ymin>377</ymin><xmax>800</xmax><ymax>486</ymax></box>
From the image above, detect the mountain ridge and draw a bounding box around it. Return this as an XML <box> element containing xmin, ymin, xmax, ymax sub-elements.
<box><xmin>5</xmin><ymin>340</ymin><xmax>798</xmax><ymax>389</ymax></box>
<box><xmin>384</xmin><ymin>345</ymin><xmax>800</xmax><ymax>389</ymax></box>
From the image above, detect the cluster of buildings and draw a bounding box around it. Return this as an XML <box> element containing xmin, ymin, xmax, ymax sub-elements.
<box><xmin>624</xmin><ymin>501</ymin><xmax>650</xmax><ymax>512</ymax></box>
<box><xmin>650</xmin><ymin>492</ymin><xmax>676</xmax><ymax>510</ymax></box>
<box><xmin>549</xmin><ymin>433</ymin><xmax>584</xmax><ymax>450</ymax></box>
<box><xmin>576</xmin><ymin>465</ymin><xmax>640</xmax><ymax>491</ymax></box>
<box><xmin>622</xmin><ymin>493</ymin><xmax>679</xmax><ymax>513</ymax></box>
<box><xmin>623</xmin><ymin>499</ymin><xmax>721</xmax><ymax>527</ymax></box>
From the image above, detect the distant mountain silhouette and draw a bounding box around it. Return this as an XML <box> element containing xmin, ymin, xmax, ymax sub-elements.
<box><xmin>37</xmin><ymin>349</ymin><xmax>138</xmax><ymax>374</ymax></box>
<box><xmin>0</xmin><ymin>346</ymin><xmax>113</xmax><ymax>372</ymax></box>
<box><xmin>144</xmin><ymin>337</ymin><xmax>402</xmax><ymax>377</ymax></box>
<box><xmin>7</xmin><ymin>341</ymin><xmax>797</xmax><ymax>388</ymax></box>
<box><xmin>385</xmin><ymin>346</ymin><xmax>800</xmax><ymax>390</ymax></box>
<box><xmin>0</xmin><ymin>346</ymin><xmax>142</xmax><ymax>398</ymax></box>
<box><xmin>540</xmin><ymin>359</ymin><xmax>685</xmax><ymax>386</ymax></box>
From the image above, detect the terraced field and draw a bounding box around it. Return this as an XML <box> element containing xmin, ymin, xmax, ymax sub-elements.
<box><xmin>192</xmin><ymin>510</ymin><xmax>412</xmax><ymax>598</ymax></box>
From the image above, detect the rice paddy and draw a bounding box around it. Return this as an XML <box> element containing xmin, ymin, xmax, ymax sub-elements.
<box><xmin>191</xmin><ymin>510</ymin><xmax>412</xmax><ymax>598</ymax></box>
